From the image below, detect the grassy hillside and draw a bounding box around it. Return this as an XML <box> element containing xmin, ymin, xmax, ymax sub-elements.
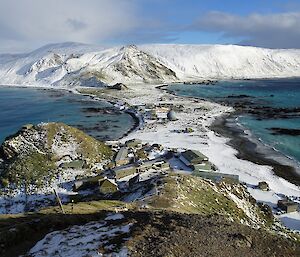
<box><xmin>148</xmin><ymin>174</ymin><xmax>273</xmax><ymax>227</ymax></box>
<box><xmin>0</xmin><ymin>122</ymin><xmax>113</xmax><ymax>191</ymax></box>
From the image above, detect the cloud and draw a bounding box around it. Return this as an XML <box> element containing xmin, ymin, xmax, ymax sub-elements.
<box><xmin>0</xmin><ymin>0</ymin><xmax>146</xmax><ymax>52</ymax></box>
<box><xmin>190</xmin><ymin>11</ymin><xmax>300</xmax><ymax>48</ymax></box>
<box><xmin>66</xmin><ymin>19</ymin><xmax>88</xmax><ymax>31</ymax></box>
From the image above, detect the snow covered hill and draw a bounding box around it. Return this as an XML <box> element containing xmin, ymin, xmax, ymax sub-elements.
<box><xmin>0</xmin><ymin>42</ymin><xmax>300</xmax><ymax>87</ymax></box>
<box><xmin>141</xmin><ymin>44</ymin><xmax>300</xmax><ymax>80</ymax></box>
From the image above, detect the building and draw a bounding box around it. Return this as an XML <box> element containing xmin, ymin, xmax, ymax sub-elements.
<box><xmin>179</xmin><ymin>150</ymin><xmax>208</xmax><ymax>169</ymax></box>
<box><xmin>277</xmin><ymin>199</ymin><xmax>298</xmax><ymax>213</ymax></box>
<box><xmin>152</xmin><ymin>161</ymin><xmax>170</xmax><ymax>171</ymax></box>
<box><xmin>258</xmin><ymin>181</ymin><xmax>269</xmax><ymax>191</ymax></box>
<box><xmin>115</xmin><ymin>147</ymin><xmax>129</xmax><ymax>166</ymax></box>
<box><xmin>193</xmin><ymin>171</ymin><xmax>239</xmax><ymax>184</ymax></box>
<box><xmin>60</xmin><ymin>160</ymin><xmax>86</xmax><ymax>169</ymax></box>
<box><xmin>114</xmin><ymin>166</ymin><xmax>138</xmax><ymax>180</ymax></box>
<box><xmin>193</xmin><ymin>162</ymin><xmax>215</xmax><ymax>172</ymax></box>
<box><xmin>152</xmin><ymin>143</ymin><xmax>164</xmax><ymax>151</ymax></box>
<box><xmin>125</xmin><ymin>139</ymin><xmax>142</xmax><ymax>148</ymax></box>
<box><xmin>109</xmin><ymin>83</ymin><xmax>128</xmax><ymax>90</ymax></box>
<box><xmin>128</xmin><ymin>174</ymin><xmax>140</xmax><ymax>187</ymax></box>
<box><xmin>22</xmin><ymin>124</ymin><xmax>34</xmax><ymax>130</ymax></box>
<box><xmin>73</xmin><ymin>175</ymin><xmax>105</xmax><ymax>191</ymax></box>
<box><xmin>146</xmin><ymin>109</ymin><xmax>157</xmax><ymax>120</ymax></box>
<box><xmin>98</xmin><ymin>178</ymin><xmax>119</xmax><ymax>194</ymax></box>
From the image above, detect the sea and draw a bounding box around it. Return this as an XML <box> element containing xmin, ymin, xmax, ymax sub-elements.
<box><xmin>168</xmin><ymin>79</ymin><xmax>300</xmax><ymax>166</ymax></box>
<box><xmin>0</xmin><ymin>86</ymin><xmax>135</xmax><ymax>143</ymax></box>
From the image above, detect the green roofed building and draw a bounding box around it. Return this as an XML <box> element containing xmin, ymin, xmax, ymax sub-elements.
<box><xmin>125</xmin><ymin>139</ymin><xmax>142</xmax><ymax>148</ymax></box>
<box><xmin>179</xmin><ymin>150</ymin><xmax>208</xmax><ymax>169</ymax></box>
<box><xmin>115</xmin><ymin>147</ymin><xmax>129</xmax><ymax>166</ymax></box>
<box><xmin>60</xmin><ymin>160</ymin><xmax>86</xmax><ymax>169</ymax></box>
<box><xmin>98</xmin><ymin>178</ymin><xmax>119</xmax><ymax>194</ymax></box>
<box><xmin>193</xmin><ymin>171</ymin><xmax>239</xmax><ymax>184</ymax></box>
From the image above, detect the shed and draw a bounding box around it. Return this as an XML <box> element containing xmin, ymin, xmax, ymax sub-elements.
<box><xmin>277</xmin><ymin>200</ymin><xmax>298</xmax><ymax>213</ymax></box>
<box><xmin>258</xmin><ymin>181</ymin><xmax>269</xmax><ymax>191</ymax></box>
<box><xmin>73</xmin><ymin>175</ymin><xmax>105</xmax><ymax>192</ymax></box>
<box><xmin>109</xmin><ymin>83</ymin><xmax>128</xmax><ymax>90</ymax></box>
<box><xmin>193</xmin><ymin>171</ymin><xmax>239</xmax><ymax>184</ymax></box>
<box><xmin>98</xmin><ymin>178</ymin><xmax>119</xmax><ymax>194</ymax></box>
<box><xmin>115</xmin><ymin>147</ymin><xmax>129</xmax><ymax>166</ymax></box>
<box><xmin>61</xmin><ymin>160</ymin><xmax>86</xmax><ymax>169</ymax></box>
<box><xmin>152</xmin><ymin>161</ymin><xmax>170</xmax><ymax>171</ymax></box>
<box><xmin>152</xmin><ymin>143</ymin><xmax>164</xmax><ymax>151</ymax></box>
<box><xmin>179</xmin><ymin>150</ymin><xmax>208</xmax><ymax>168</ymax></box>
<box><xmin>114</xmin><ymin>166</ymin><xmax>138</xmax><ymax>180</ymax></box>
<box><xmin>22</xmin><ymin>124</ymin><xmax>34</xmax><ymax>131</ymax></box>
<box><xmin>126</xmin><ymin>139</ymin><xmax>142</xmax><ymax>148</ymax></box>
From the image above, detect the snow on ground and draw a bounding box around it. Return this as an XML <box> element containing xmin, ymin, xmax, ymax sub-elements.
<box><xmin>141</xmin><ymin>44</ymin><xmax>300</xmax><ymax>80</ymax></box>
<box><xmin>0</xmin><ymin>167</ymin><xmax>87</xmax><ymax>214</ymax></box>
<box><xmin>119</xmin><ymin>84</ymin><xmax>300</xmax><ymax>231</ymax></box>
<box><xmin>279</xmin><ymin>212</ymin><xmax>300</xmax><ymax>231</ymax></box>
<box><xmin>26</xmin><ymin>213</ymin><xmax>131</xmax><ymax>257</ymax></box>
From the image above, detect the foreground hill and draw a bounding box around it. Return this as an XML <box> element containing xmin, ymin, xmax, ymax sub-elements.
<box><xmin>0</xmin><ymin>43</ymin><xmax>300</xmax><ymax>87</ymax></box>
<box><xmin>0</xmin><ymin>123</ymin><xmax>299</xmax><ymax>255</ymax></box>
<box><xmin>0</xmin><ymin>123</ymin><xmax>112</xmax><ymax>213</ymax></box>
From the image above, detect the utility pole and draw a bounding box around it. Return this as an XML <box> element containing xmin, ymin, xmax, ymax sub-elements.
<box><xmin>53</xmin><ymin>189</ymin><xmax>65</xmax><ymax>214</ymax></box>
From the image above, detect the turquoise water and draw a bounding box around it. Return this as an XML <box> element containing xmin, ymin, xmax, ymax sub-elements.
<box><xmin>168</xmin><ymin>79</ymin><xmax>300</xmax><ymax>163</ymax></box>
<box><xmin>0</xmin><ymin>86</ymin><xmax>135</xmax><ymax>143</ymax></box>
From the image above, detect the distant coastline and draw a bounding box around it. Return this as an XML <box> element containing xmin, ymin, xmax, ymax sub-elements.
<box><xmin>163</xmin><ymin>81</ymin><xmax>300</xmax><ymax>187</ymax></box>
<box><xmin>210</xmin><ymin>113</ymin><xmax>300</xmax><ymax>186</ymax></box>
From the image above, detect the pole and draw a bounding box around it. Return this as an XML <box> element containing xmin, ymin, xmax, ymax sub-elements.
<box><xmin>53</xmin><ymin>189</ymin><xmax>65</xmax><ymax>214</ymax></box>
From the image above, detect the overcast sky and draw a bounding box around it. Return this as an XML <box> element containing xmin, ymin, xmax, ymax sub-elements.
<box><xmin>0</xmin><ymin>0</ymin><xmax>300</xmax><ymax>53</ymax></box>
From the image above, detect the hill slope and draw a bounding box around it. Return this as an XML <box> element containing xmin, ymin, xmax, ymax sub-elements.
<box><xmin>141</xmin><ymin>44</ymin><xmax>300</xmax><ymax>80</ymax></box>
<box><xmin>0</xmin><ymin>123</ymin><xmax>113</xmax><ymax>213</ymax></box>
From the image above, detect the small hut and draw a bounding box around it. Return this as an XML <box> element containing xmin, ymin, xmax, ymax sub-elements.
<box><xmin>98</xmin><ymin>178</ymin><xmax>119</xmax><ymax>194</ymax></box>
<box><xmin>258</xmin><ymin>181</ymin><xmax>269</xmax><ymax>191</ymax></box>
<box><xmin>110</xmin><ymin>83</ymin><xmax>128</xmax><ymax>90</ymax></box>
<box><xmin>277</xmin><ymin>199</ymin><xmax>298</xmax><ymax>213</ymax></box>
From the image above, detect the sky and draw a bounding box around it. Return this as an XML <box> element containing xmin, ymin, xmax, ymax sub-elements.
<box><xmin>0</xmin><ymin>0</ymin><xmax>300</xmax><ymax>53</ymax></box>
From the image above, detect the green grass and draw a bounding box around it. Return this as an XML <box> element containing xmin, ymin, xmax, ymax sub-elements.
<box><xmin>3</xmin><ymin>151</ymin><xmax>56</xmax><ymax>189</ymax></box>
<box><xmin>0</xmin><ymin>123</ymin><xmax>113</xmax><ymax>190</ymax></box>
<box><xmin>149</xmin><ymin>174</ymin><xmax>254</xmax><ymax>223</ymax></box>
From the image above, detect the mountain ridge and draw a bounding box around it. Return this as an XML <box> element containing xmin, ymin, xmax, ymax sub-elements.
<box><xmin>0</xmin><ymin>43</ymin><xmax>300</xmax><ymax>87</ymax></box>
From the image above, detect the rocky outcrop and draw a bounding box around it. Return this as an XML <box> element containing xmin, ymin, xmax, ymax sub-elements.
<box><xmin>0</xmin><ymin>122</ymin><xmax>112</xmax><ymax>190</ymax></box>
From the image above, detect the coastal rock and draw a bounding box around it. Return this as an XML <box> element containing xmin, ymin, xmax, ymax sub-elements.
<box><xmin>269</xmin><ymin>128</ymin><xmax>300</xmax><ymax>136</ymax></box>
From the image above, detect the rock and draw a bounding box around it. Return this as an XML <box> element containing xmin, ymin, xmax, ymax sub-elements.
<box><xmin>269</xmin><ymin>128</ymin><xmax>300</xmax><ymax>136</ymax></box>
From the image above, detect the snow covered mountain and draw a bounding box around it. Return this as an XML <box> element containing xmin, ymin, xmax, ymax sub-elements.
<box><xmin>141</xmin><ymin>44</ymin><xmax>300</xmax><ymax>80</ymax></box>
<box><xmin>0</xmin><ymin>42</ymin><xmax>300</xmax><ymax>87</ymax></box>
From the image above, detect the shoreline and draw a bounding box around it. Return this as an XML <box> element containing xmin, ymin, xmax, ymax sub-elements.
<box><xmin>0</xmin><ymin>84</ymin><xmax>140</xmax><ymax>142</ymax></box>
<box><xmin>162</xmin><ymin>83</ymin><xmax>300</xmax><ymax>187</ymax></box>
<box><xmin>1</xmin><ymin>83</ymin><xmax>300</xmax><ymax>231</ymax></box>
<box><xmin>3</xmin><ymin>83</ymin><xmax>299</xmax><ymax>187</ymax></box>
<box><xmin>210</xmin><ymin>113</ymin><xmax>300</xmax><ymax>186</ymax></box>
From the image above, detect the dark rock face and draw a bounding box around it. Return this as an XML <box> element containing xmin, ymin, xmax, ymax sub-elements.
<box><xmin>269</xmin><ymin>128</ymin><xmax>300</xmax><ymax>136</ymax></box>
<box><xmin>247</xmin><ymin>107</ymin><xmax>300</xmax><ymax>120</ymax></box>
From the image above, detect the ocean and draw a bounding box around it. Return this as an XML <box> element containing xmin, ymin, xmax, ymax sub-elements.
<box><xmin>168</xmin><ymin>79</ymin><xmax>300</xmax><ymax>165</ymax></box>
<box><xmin>0</xmin><ymin>86</ymin><xmax>135</xmax><ymax>143</ymax></box>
